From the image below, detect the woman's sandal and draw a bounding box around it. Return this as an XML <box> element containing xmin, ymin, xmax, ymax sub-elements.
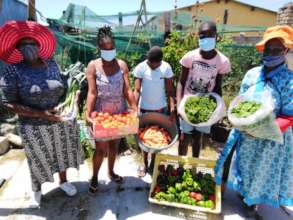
<box><xmin>137</xmin><ymin>165</ymin><xmax>147</xmax><ymax>177</ymax></box>
<box><xmin>88</xmin><ymin>178</ymin><xmax>98</xmax><ymax>195</ymax></box>
<box><xmin>109</xmin><ymin>173</ymin><xmax>124</xmax><ymax>183</ymax></box>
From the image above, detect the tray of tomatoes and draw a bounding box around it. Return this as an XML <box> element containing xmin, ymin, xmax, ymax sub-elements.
<box><xmin>91</xmin><ymin>111</ymin><xmax>139</xmax><ymax>141</ymax></box>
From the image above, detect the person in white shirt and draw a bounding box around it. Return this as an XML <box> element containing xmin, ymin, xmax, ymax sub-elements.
<box><xmin>133</xmin><ymin>46</ymin><xmax>176</xmax><ymax>177</ymax></box>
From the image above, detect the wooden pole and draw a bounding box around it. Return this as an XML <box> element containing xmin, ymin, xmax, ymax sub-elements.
<box><xmin>28</xmin><ymin>0</ymin><xmax>36</xmax><ymax>21</ymax></box>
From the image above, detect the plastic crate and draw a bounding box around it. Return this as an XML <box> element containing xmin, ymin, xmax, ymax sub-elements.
<box><xmin>149</xmin><ymin>153</ymin><xmax>221</xmax><ymax>214</ymax></box>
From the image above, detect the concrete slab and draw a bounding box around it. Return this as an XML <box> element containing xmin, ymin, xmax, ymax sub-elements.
<box><xmin>0</xmin><ymin>149</ymin><xmax>292</xmax><ymax>220</ymax></box>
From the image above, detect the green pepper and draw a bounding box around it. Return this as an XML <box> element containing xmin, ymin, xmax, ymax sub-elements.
<box><xmin>197</xmin><ymin>201</ymin><xmax>206</xmax><ymax>207</ymax></box>
<box><xmin>175</xmin><ymin>183</ymin><xmax>183</xmax><ymax>192</ymax></box>
<box><xmin>186</xmin><ymin>177</ymin><xmax>194</xmax><ymax>186</ymax></box>
<box><xmin>205</xmin><ymin>200</ymin><xmax>215</xmax><ymax>209</ymax></box>
<box><xmin>183</xmin><ymin>191</ymin><xmax>190</xmax><ymax>196</ymax></box>
<box><xmin>187</xmin><ymin>198</ymin><xmax>193</xmax><ymax>205</ymax></box>
<box><xmin>155</xmin><ymin>192</ymin><xmax>167</xmax><ymax>201</ymax></box>
<box><xmin>167</xmin><ymin>186</ymin><xmax>176</xmax><ymax>195</ymax></box>
<box><xmin>181</xmin><ymin>197</ymin><xmax>189</xmax><ymax>204</ymax></box>
<box><xmin>182</xmin><ymin>170</ymin><xmax>192</xmax><ymax>181</ymax></box>
<box><xmin>181</xmin><ymin>182</ymin><xmax>187</xmax><ymax>189</ymax></box>
<box><xmin>165</xmin><ymin>193</ymin><xmax>176</xmax><ymax>202</ymax></box>
<box><xmin>191</xmin><ymin>198</ymin><xmax>197</xmax><ymax>206</ymax></box>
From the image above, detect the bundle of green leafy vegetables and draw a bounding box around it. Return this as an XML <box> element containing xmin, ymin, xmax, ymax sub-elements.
<box><xmin>231</xmin><ymin>101</ymin><xmax>262</xmax><ymax>118</ymax></box>
<box><xmin>58</xmin><ymin>62</ymin><xmax>88</xmax><ymax>118</ymax></box>
<box><xmin>151</xmin><ymin>164</ymin><xmax>216</xmax><ymax>208</ymax></box>
<box><xmin>184</xmin><ymin>96</ymin><xmax>217</xmax><ymax>124</ymax></box>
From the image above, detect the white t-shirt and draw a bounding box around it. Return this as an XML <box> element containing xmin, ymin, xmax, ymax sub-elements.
<box><xmin>132</xmin><ymin>60</ymin><xmax>174</xmax><ymax>110</ymax></box>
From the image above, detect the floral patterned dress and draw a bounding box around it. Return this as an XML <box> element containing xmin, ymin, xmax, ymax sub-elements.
<box><xmin>95</xmin><ymin>68</ymin><xmax>127</xmax><ymax>114</ymax></box>
<box><xmin>215</xmin><ymin>64</ymin><xmax>293</xmax><ymax>207</ymax></box>
<box><xmin>0</xmin><ymin>59</ymin><xmax>83</xmax><ymax>192</ymax></box>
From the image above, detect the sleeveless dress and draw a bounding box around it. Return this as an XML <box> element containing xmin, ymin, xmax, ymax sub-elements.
<box><xmin>94</xmin><ymin>67</ymin><xmax>127</xmax><ymax>114</ymax></box>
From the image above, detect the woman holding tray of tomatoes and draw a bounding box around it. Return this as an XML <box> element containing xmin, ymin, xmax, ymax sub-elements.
<box><xmin>86</xmin><ymin>26</ymin><xmax>137</xmax><ymax>194</ymax></box>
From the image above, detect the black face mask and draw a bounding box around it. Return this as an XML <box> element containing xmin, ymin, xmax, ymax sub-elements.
<box><xmin>19</xmin><ymin>44</ymin><xmax>39</xmax><ymax>62</ymax></box>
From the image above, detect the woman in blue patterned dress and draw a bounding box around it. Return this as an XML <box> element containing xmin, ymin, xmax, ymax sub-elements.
<box><xmin>215</xmin><ymin>25</ymin><xmax>293</xmax><ymax>218</ymax></box>
<box><xmin>86</xmin><ymin>26</ymin><xmax>137</xmax><ymax>194</ymax></box>
<box><xmin>0</xmin><ymin>21</ymin><xmax>83</xmax><ymax>208</ymax></box>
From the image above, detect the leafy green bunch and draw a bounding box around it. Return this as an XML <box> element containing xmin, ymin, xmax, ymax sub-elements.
<box><xmin>184</xmin><ymin>96</ymin><xmax>217</xmax><ymax>124</ymax></box>
<box><xmin>231</xmin><ymin>100</ymin><xmax>262</xmax><ymax>118</ymax></box>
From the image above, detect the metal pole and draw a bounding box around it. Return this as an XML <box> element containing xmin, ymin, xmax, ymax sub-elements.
<box><xmin>125</xmin><ymin>0</ymin><xmax>144</xmax><ymax>53</ymax></box>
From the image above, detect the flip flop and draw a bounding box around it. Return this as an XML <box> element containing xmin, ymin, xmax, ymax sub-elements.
<box><xmin>109</xmin><ymin>174</ymin><xmax>124</xmax><ymax>183</ymax></box>
<box><xmin>88</xmin><ymin>178</ymin><xmax>98</xmax><ymax>195</ymax></box>
<box><xmin>137</xmin><ymin>165</ymin><xmax>146</xmax><ymax>177</ymax></box>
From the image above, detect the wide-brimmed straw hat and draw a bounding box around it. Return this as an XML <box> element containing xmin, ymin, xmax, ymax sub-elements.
<box><xmin>256</xmin><ymin>25</ymin><xmax>293</xmax><ymax>52</ymax></box>
<box><xmin>0</xmin><ymin>20</ymin><xmax>56</xmax><ymax>64</ymax></box>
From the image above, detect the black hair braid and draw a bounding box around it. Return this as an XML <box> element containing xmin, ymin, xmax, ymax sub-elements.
<box><xmin>97</xmin><ymin>26</ymin><xmax>114</xmax><ymax>46</ymax></box>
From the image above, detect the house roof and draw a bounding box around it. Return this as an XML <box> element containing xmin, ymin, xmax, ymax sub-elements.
<box><xmin>179</xmin><ymin>0</ymin><xmax>278</xmax><ymax>14</ymax></box>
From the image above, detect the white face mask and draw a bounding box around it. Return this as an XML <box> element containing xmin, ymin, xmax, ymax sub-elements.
<box><xmin>100</xmin><ymin>49</ymin><xmax>116</xmax><ymax>62</ymax></box>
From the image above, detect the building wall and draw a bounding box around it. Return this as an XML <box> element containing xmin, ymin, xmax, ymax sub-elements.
<box><xmin>0</xmin><ymin>0</ymin><xmax>28</xmax><ymax>26</ymax></box>
<box><xmin>277</xmin><ymin>2</ymin><xmax>293</xmax><ymax>26</ymax></box>
<box><xmin>178</xmin><ymin>0</ymin><xmax>277</xmax><ymax>28</ymax></box>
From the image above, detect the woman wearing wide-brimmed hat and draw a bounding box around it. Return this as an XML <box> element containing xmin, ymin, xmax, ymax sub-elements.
<box><xmin>214</xmin><ymin>25</ymin><xmax>293</xmax><ymax>218</ymax></box>
<box><xmin>0</xmin><ymin>21</ymin><xmax>83</xmax><ymax>208</ymax></box>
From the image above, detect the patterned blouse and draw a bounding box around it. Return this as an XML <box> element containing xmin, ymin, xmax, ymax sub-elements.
<box><xmin>0</xmin><ymin>59</ymin><xmax>66</xmax><ymax>124</ymax></box>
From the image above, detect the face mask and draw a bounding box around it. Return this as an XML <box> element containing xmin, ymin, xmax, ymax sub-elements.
<box><xmin>199</xmin><ymin>37</ymin><xmax>216</xmax><ymax>52</ymax></box>
<box><xmin>100</xmin><ymin>49</ymin><xmax>116</xmax><ymax>62</ymax></box>
<box><xmin>19</xmin><ymin>45</ymin><xmax>39</xmax><ymax>62</ymax></box>
<box><xmin>286</xmin><ymin>51</ymin><xmax>293</xmax><ymax>71</ymax></box>
<box><xmin>262</xmin><ymin>54</ymin><xmax>286</xmax><ymax>67</ymax></box>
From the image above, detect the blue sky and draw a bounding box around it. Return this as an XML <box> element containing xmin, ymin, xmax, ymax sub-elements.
<box><xmin>35</xmin><ymin>0</ymin><xmax>290</xmax><ymax>19</ymax></box>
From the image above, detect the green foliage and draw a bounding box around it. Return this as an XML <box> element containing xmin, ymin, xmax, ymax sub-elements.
<box><xmin>231</xmin><ymin>101</ymin><xmax>262</xmax><ymax>118</ymax></box>
<box><xmin>117</xmin><ymin>51</ymin><xmax>146</xmax><ymax>89</ymax></box>
<box><xmin>184</xmin><ymin>96</ymin><xmax>217</xmax><ymax>124</ymax></box>
<box><xmin>162</xmin><ymin>32</ymin><xmax>198</xmax><ymax>81</ymax></box>
<box><xmin>217</xmin><ymin>37</ymin><xmax>262</xmax><ymax>100</ymax></box>
<box><xmin>81</xmin><ymin>139</ymin><xmax>94</xmax><ymax>159</ymax></box>
<box><xmin>117</xmin><ymin>51</ymin><xmax>145</xmax><ymax>71</ymax></box>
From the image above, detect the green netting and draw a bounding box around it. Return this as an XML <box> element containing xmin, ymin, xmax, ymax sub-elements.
<box><xmin>49</xmin><ymin>3</ymin><xmax>269</xmax><ymax>68</ymax></box>
<box><xmin>58</xmin><ymin>3</ymin><xmax>115</xmax><ymax>31</ymax></box>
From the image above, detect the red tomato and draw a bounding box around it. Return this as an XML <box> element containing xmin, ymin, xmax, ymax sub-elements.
<box><xmin>195</xmin><ymin>193</ymin><xmax>203</xmax><ymax>201</ymax></box>
<box><xmin>190</xmin><ymin>192</ymin><xmax>197</xmax><ymax>199</ymax></box>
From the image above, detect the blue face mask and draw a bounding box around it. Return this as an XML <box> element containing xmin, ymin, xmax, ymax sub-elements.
<box><xmin>262</xmin><ymin>54</ymin><xmax>286</xmax><ymax>67</ymax></box>
<box><xmin>199</xmin><ymin>37</ymin><xmax>216</xmax><ymax>52</ymax></box>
